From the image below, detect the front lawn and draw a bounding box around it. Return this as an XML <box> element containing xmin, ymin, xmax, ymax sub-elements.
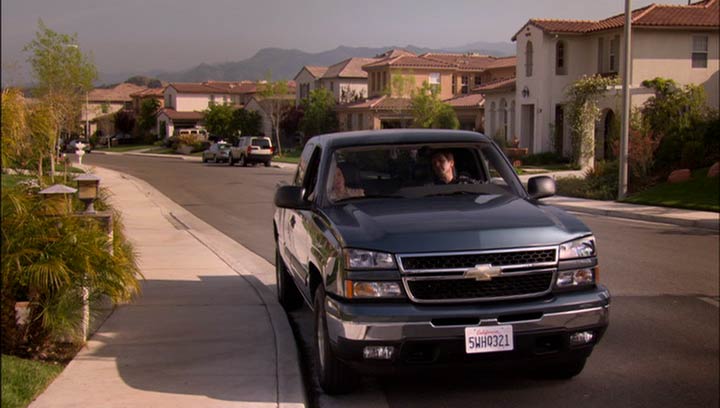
<box><xmin>623</xmin><ymin>168</ymin><xmax>719</xmax><ymax>212</ymax></box>
<box><xmin>94</xmin><ymin>144</ymin><xmax>154</xmax><ymax>153</ymax></box>
<box><xmin>273</xmin><ymin>148</ymin><xmax>301</xmax><ymax>164</ymax></box>
<box><xmin>1</xmin><ymin>174</ymin><xmax>32</xmax><ymax>189</ymax></box>
<box><xmin>1</xmin><ymin>355</ymin><xmax>64</xmax><ymax>408</ymax></box>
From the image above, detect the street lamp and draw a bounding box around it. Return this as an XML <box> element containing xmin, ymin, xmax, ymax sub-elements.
<box><xmin>74</xmin><ymin>174</ymin><xmax>101</xmax><ymax>214</ymax></box>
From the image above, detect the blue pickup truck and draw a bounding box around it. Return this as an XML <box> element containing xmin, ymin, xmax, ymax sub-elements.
<box><xmin>273</xmin><ymin>130</ymin><xmax>610</xmax><ymax>394</ymax></box>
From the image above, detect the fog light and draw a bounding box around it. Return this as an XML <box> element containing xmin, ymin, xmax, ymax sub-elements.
<box><xmin>363</xmin><ymin>346</ymin><xmax>395</xmax><ymax>360</ymax></box>
<box><xmin>569</xmin><ymin>331</ymin><xmax>595</xmax><ymax>346</ymax></box>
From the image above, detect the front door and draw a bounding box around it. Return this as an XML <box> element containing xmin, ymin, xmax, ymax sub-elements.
<box><xmin>521</xmin><ymin>104</ymin><xmax>535</xmax><ymax>153</ymax></box>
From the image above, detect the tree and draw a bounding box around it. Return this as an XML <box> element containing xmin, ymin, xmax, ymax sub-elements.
<box><xmin>24</xmin><ymin>20</ymin><xmax>97</xmax><ymax>176</ymax></box>
<box><xmin>114</xmin><ymin>110</ymin><xmax>135</xmax><ymax>136</ymax></box>
<box><xmin>231</xmin><ymin>109</ymin><xmax>263</xmax><ymax>144</ymax></box>
<box><xmin>28</xmin><ymin>102</ymin><xmax>57</xmax><ymax>183</ymax></box>
<box><xmin>384</xmin><ymin>71</ymin><xmax>416</xmax><ymax>127</ymax></box>
<box><xmin>136</xmin><ymin>98</ymin><xmax>160</xmax><ymax>142</ymax></box>
<box><xmin>410</xmin><ymin>82</ymin><xmax>459</xmax><ymax>130</ymax></box>
<box><xmin>281</xmin><ymin>105</ymin><xmax>305</xmax><ymax>143</ymax></box>
<box><xmin>259</xmin><ymin>80</ymin><xmax>293</xmax><ymax>155</ymax></box>
<box><xmin>300</xmin><ymin>88</ymin><xmax>338</xmax><ymax>140</ymax></box>
<box><xmin>203</xmin><ymin>103</ymin><xmax>236</xmax><ymax>140</ymax></box>
<box><xmin>1</xmin><ymin>88</ymin><xmax>30</xmax><ymax>170</ymax></box>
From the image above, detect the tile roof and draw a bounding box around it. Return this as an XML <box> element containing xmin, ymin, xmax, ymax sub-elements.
<box><xmin>302</xmin><ymin>66</ymin><xmax>328</xmax><ymax>79</ymax></box>
<box><xmin>442</xmin><ymin>93</ymin><xmax>485</xmax><ymax>108</ymax></box>
<box><xmin>364</xmin><ymin>55</ymin><xmax>456</xmax><ymax>70</ymax></box>
<box><xmin>323</xmin><ymin>58</ymin><xmax>379</xmax><ymax>79</ymax></box>
<box><xmin>374</xmin><ymin>48</ymin><xmax>417</xmax><ymax>59</ymax></box>
<box><xmin>88</xmin><ymin>83</ymin><xmax>146</xmax><ymax>102</ymax></box>
<box><xmin>169</xmin><ymin>81</ymin><xmax>295</xmax><ymax>95</ymax></box>
<box><xmin>473</xmin><ymin>77</ymin><xmax>516</xmax><ymax>93</ymax></box>
<box><xmin>513</xmin><ymin>0</ymin><xmax>719</xmax><ymax>40</ymax></box>
<box><xmin>158</xmin><ymin>108</ymin><xmax>204</xmax><ymax>121</ymax></box>
<box><xmin>129</xmin><ymin>87</ymin><xmax>165</xmax><ymax>98</ymax></box>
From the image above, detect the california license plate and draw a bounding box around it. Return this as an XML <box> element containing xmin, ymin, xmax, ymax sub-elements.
<box><xmin>465</xmin><ymin>325</ymin><xmax>514</xmax><ymax>354</ymax></box>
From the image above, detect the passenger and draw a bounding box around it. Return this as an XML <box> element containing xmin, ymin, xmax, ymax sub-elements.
<box><xmin>430</xmin><ymin>150</ymin><xmax>479</xmax><ymax>184</ymax></box>
<box><xmin>329</xmin><ymin>163</ymin><xmax>365</xmax><ymax>201</ymax></box>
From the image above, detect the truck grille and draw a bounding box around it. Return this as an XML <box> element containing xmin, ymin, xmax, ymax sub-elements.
<box><xmin>400</xmin><ymin>249</ymin><xmax>556</xmax><ymax>271</ymax></box>
<box><xmin>406</xmin><ymin>272</ymin><xmax>554</xmax><ymax>302</ymax></box>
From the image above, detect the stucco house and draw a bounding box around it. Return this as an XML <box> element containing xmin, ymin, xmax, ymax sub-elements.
<box><xmin>245</xmin><ymin>94</ymin><xmax>296</xmax><ymax>143</ymax></box>
<box><xmin>295</xmin><ymin>66</ymin><xmax>328</xmax><ymax>103</ymax></box>
<box><xmin>336</xmin><ymin>49</ymin><xmax>516</xmax><ymax>131</ymax></box>
<box><xmin>130</xmin><ymin>87</ymin><xmax>165</xmax><ymax>115</ymax></box>
<box><xmin>506</xmin><ymin>0</ymin><xmax>719</xmax><ymax>162</ymax></box>
<box><xmin>82</xmin><ymin>82</ymin><xmax>145</xmax><ymax>136</ymax></box>
<box><xmin>158</xmin><ymin>81</ymin><xmax>295</xmax><ymax>138</ymax></box>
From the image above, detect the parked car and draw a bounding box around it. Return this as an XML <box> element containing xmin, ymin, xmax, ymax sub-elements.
<box><xmin>229</xmin><ymin>136</ymin><xmax>274</xmax><ymax>167</ymax></box>
<box><xmin>273</xmin><ymin>129</ymin><xmax>610</xmax><ymax>394</ymax></box>
<box><xmin>202</xmin><ymin>141</ymin><xmax>232</xmax><ymax>163</ymax></box>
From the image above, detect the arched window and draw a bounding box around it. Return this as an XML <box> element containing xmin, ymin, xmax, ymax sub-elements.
<box><xmin>556</xmin><ymin>41</ymin><xmax>567</xmax><ymax>75</ymax></box>
<box><xmin>525</xmin><ymin>41</ymin><xmax>534</xmax><ymax>77</ymax></box>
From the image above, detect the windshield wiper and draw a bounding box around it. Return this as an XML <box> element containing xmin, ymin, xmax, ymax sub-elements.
<box><xmin>424</xmin><ymin>191</ymin><xmax>481</xmax><ymax>197</ymax></box>
<box><xmin>334</xmin><ymin>194</ymin><xmax>403</xmax><ymax>203</ymax></box>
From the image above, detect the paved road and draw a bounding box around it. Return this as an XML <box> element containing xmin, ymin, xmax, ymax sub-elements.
<box><xmin>84</xmin><ymin>154</ymin><xmax>720</xmax><ymax>408</ymax></box>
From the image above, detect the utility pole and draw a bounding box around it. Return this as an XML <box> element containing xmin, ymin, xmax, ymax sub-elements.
<box><xmin>619</xmin><ymin>0</ymin><xmax>632</xmax><ymax>199</ymax></box>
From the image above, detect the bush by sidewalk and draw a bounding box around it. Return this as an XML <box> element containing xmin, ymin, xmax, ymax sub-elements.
<box><xmin>1</xmin><ymin>174</ymin><xmax>142</xmax><ymax>361</ymax></box>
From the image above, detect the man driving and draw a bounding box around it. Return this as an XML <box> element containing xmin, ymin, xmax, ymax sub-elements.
<box><xmin>430</xmin><ymin>150</ymin><xmax>480</xmax><ymax>185</ymax></box>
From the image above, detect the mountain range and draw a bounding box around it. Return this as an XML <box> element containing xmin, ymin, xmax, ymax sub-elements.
<box><xmin>98</xmin><ymin>42</ymin><xmax>515</xmax><ymax>85</ymax></box>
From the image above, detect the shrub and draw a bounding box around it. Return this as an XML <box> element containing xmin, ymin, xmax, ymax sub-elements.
<box><xmin>522</xmin><ymin>152</ymin><xmax>571</xmax><ymax>166</ymax></box>
<box><xmin>1</xmin><ymin>181</ymin><xmax>142</xmax><ymax>356</ymax></box>
<box><xmin>556</xmin><ymin>161</ymin><xmax>618</xmax><ymax>200</ymax></box>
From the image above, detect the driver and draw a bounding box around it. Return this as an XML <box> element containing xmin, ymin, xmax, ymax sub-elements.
<box><xmin>430</xmin><ymin>150</ymin><xmax>480</xmax><ymax>185</ymax></box>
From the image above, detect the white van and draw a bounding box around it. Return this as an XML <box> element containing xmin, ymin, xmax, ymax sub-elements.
<box><xmin>173</xmin><ymin>128</ymin><xmax>208</xmax><ymax>140</ymax></box>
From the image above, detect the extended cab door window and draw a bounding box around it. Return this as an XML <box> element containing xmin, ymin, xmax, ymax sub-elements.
<box><xmin>302</xmin><ymin>147</ymin><xmax>323</xmax><ymax>201</ymax></box>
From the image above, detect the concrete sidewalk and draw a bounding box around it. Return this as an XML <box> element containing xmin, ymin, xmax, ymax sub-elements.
<box><xmin>31</xmin><ymin>166</ymin><xmax>306</xmax><ymax>408</ymax></box>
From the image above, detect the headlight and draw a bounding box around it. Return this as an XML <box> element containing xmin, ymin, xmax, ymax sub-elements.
<box><xmin>559</xmin><ymin>236</ymin><xmax>596</xmax><ymax>260</ymax></box>
<box><xmin>344</xmin><ymin>249</ymin><xmax>396</xmax><ymax>270</ymax></box>
<box><xmin>345</xmin><ymin>280</ymin><xmax>403</xmax><ymax>298</ymax></box>
<box><xmin>555</xmin><ymin>268</ymin><xmax>597</xmax><ymax>288</ymax></box>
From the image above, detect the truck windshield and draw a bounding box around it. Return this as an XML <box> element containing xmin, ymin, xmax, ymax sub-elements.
<box><xmin>326</xmin><ymin>143</ymin><xmax>523</xmax><ymax>203</ymax></box>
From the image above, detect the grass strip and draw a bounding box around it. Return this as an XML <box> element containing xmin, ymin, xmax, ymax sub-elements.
<box><xmin>1</xmin><ymin>354</ymin><xmax>64</xmax><ymax>408</ymax></box>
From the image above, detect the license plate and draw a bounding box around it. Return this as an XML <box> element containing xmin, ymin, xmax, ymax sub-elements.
<box><xmin>465</xmin><ymin>325</ymin><xmax>514</xmax><ymax>354</ymax></box>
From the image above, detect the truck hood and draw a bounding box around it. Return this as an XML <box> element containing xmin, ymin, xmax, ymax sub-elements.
<box><xmin>321</xmin><ymin>194</ymin><xmax>591</xmax><ymax>253</ymax></box>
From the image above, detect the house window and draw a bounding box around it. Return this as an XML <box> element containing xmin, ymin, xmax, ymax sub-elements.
<box><xmin>452</xmin><ymin>74</ymin><xmax>457</xmax><ymax>94</ymax></box>
<box><xmin>692</xmin><ymin>36</ymin><xmax>708</xmax><ymax>68</ymax></box>
<box><xmin>330</xmin><ymin>81</ymin><xmax>334</xmax><ymax>92</ymax></box>
<box><xmin>597</xmin><ymin>38</ymin><xmax>605</xmax><ymax>73</ymax></box>
<box><xmin>525</xmin><ymin>41</ymin><xmax>534</xmax><ymax>77</ymax></box>
<box><xmin>474</xmin><ymin>74</ymin><xmax>482</xmax><ymax>87</ymax></box>
<box><xmin>556</xmin><ymin>41</ymin><xmax>567</xmax><ymax>75</ymax></box>
<box><xmin>358</xmin><ymin>113</ymin><xmax>364</xmax><ymax>130</ymax></box>
<box><xmin>461</xmin><ymin>76</ymin><xmax>469</xmax><ymax>94</ymax></box>
<box><xmin>382</xmin><ymin>72</ymin><xmax>387</xmax><ymax>93</ymax></box>
<box><xmin>209</xmin><ymin>94</ymin><xmax>215</xmax><ymax>105</ymax></box>
<box><xmin>609</xmin><ymin>36</ymin><xmax>619</xmax><ymax>73</ymax></box>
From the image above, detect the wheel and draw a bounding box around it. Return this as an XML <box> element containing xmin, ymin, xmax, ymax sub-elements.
<box><xmin>264</xmin><ymin>161</ymin><xmax>272</xmax><ymax>167</ymax></box>
<box><xmin>213</xmin><ymin>156</ymin><xmax>219</xmax><ymax>163</ymax></box>
<box><xmin>227</xmin><ymin>155</ymin><xmax>234</xmax><ymax>166</ymax></box>
<box><xmin>540</xmin><ymin>357</ymin><xmax>587</xmax><ymax>379</ymax></box>
<box><xmin>239</xmin><ymin>155</ymin><xmax>247</xmax><ymax>167</ymax></box>
<box><xmin>314</xmin><ymin>286</ymin><xmax>358</xmax><ymax>394</ymax></box>
<box><xmin>276</xmin><ymin>248</ymin><xmax>303</xmax><ymax>310</ymax></box>
<box><xmin>202</xmin><ymin>155</ymin><xmax>208</xmax><ymax>163</ymax></box>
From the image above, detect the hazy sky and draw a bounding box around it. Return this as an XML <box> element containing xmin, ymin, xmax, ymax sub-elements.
<box><xmin>1</xmin><ymin>0</ymin><xmax>692</xmax><ymax>82</ymax></box>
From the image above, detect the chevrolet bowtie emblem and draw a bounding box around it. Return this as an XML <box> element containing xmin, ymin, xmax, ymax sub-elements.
<box><xmin>464</xmin><ymin>264</ymin><xmax>502</xmax><ymax>281</ymax></box>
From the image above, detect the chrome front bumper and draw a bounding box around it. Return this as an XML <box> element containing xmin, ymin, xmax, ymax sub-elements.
<box><xmin>325</xmin><ymin>288</ymin><xmax>610</xmax><ymax>343</ymax></box>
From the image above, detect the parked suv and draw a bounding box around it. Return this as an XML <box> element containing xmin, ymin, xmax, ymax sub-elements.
<box><xmin>229</xmin><ymin>136</ymin><xmax>274</xmax><ymax>167</ymax></box>
<box><xmin>273</xmin><ymin>130</ymin><xmax>610</xmax><ymax>394</ymax></box>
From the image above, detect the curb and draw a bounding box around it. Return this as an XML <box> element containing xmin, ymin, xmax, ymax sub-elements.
<box><xmin>91</xmin><ymin>166</ymin><xmax>307</xmax><ymax>408</ymax></box>
<box><xmin>547</xmin><ymin>199</ymin><xmax>720</xmax><ymax>231</ymax></box>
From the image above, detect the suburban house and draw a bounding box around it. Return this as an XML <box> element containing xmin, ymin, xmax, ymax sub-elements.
<box><xmin>336</xmin><ymin>49</ymin><xmax>516</xmax><ymax>131</ymax></box>
<box><xmin>157</xmin><ymin>80</ymin><xmax>294</xmax><ymax>138</ymax></box>
<box><xmin>295</xmin><ymin>66</ymin><xmax>328</xmax><ymax>102</ymax></box>
<box><xmin>506</xmin><ymin>0</ymin><xmax>719</xmax><ymax>163</ymax></box>
<box><xmin>82</xmin><ymin>82</ymin><xmax>145</xmax><ymax>137</ymax></box>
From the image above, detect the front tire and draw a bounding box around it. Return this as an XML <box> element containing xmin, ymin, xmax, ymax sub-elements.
<box><xmin>276</xmin><ymin>248</ymin><xmax>302</xmax><ymax>310</ymax></box>
<box><xmin>227</xmin><ymin>155</ymin><xmax>234</xmax><ymax>166</ymax></box>
<box><xmin>314</xmin><ymin>286</ymin><xmax>358</xmax><ymax>394</ymax></box>
<box><xmin>239</xmin><ymin>155</ymin><xmax>247</xmax><ymax>167</ymax></box>
<box><xmin>264</xmin><ymin>161</ymin><xmax>272</xmax><ymax>167</ymax></box>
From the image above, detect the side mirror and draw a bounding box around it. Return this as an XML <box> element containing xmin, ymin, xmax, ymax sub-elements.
<box><xmin>274</xmin><ymin>185</ymin><xmax>312</xmax><ymax>209</ymax></box>
<box><xmin>527</xmin><ymin>176</ymin><xmax>556</xmax><ymax>199</ymax></box>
